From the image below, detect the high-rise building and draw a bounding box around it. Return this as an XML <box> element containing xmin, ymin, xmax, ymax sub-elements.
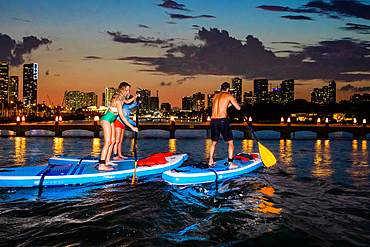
<box><xmin>311</xmin><ymin>81</ymin><xmax>336</xmax><ymax>104</ymax></box>
<box><xmin>232</xmin><ymin>77</ymin><xmax>242</xmax><ymax>104</ymax></box>
<box><xmin>350</xmin><ymin>93</ymin><xmax>370</xmax><ymax>103</ymax></box>
<box><xmin>192</xmin><ymin>92</ymin><xmax>205</xmax><ymax>111</ymax></box>
<box><xmin>254</xmin><ymin>79</ymin><xmax>269</xmax><ymax>103</ymax></box>
<box><xmin>0</xmin><ymin>62</ymin><xmax>9</xmax><ymax>103</ymax></box>
<box><xmin>280</xmin><ymin>79</ymin><xmax>294</xmax><ymax>104</ymax></box>
<box><xmin>149</xmin><ymin>96</ymin><xmax>159</xmax><ymax>111</ymax></box>
<box><xmin>85</xmin><ymin>92</ymin><xmax>98</xmax><ymax>107</ymax></box>
<box><xmin>328</xmin><ymin>80</ymin><xmax>336</xmax><ymax>103</ymax></box>
<box><xmin>243</xmin><ymin>91</ymin><xmax>256</xmax><ymax>105</ymax></box>
<box><xmin>182</xmin><ymin>96</ymin><xmax>192</xmax><ymax>110</ymax></box>
<box><xmin>161</xmin><ymin>102</ymin><xmax>171</xmax><ymax>111</ymax></box>
<box><xmin>105</xmin><ymin>87</ymin><xmax>116</xmax><ymax>107</ymax></box>
<box><xmin>137</xmin><ymin>89</ymin><xmax>151</xmax><ymax>111</ymax></box>
<box><xmin>9</xmin><ymin>76</ymin><xmax>18</xmax><ymax>102</ymax></box>
<box><xmin>64</xmin><ymin>91</ymin><xmax>85</xmax><ymax>109</ymax></box>
<box><xmin>102</xmin><ymin>93</ymin><xmax>105</xmax><ymax>107</ymax></box>
<box><xmin>271</xmin><ymin>88</ymin><xmax>281</xmax><ymax>104</ymax></box>
<box><xmin>207</xmin><ymin>94</ymin><xmax>214</xmax><ymax>109</ymax></box>
<box><xmin>23</xmin><ymin>63</ymin><xmax>38</xmax><ymax>105</ymax></box>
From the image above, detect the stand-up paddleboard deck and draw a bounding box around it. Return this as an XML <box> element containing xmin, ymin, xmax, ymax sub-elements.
<box><xmin>162</xmin><ymin>153</ymin><xmax>262</xmax><ymax>185</ymax></box>
<box><xmin>48</xmin><ymin>155</ymin><xmax>143</xmax><ymax>165</ymax></box>
<box><xmin>0</xmin><ymin>154</ymin><xmax>188</xmax><ymax>187</ymax></box>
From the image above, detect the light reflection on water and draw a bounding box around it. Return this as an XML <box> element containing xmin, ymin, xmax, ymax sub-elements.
<box><xmin>279</xmin><ymin>139</ymin><xmax>294</xmax><ymax>173</ymax></box>
<box><xmin>312</xmin><ymin>139</ymin><xmax>333</xmax><ymax>180</ymax></box>
<box><xmin>91</xmin><ymin>138</ymin><xmax>100</xmax><ymax>156</ymax></box>
<box><xmin>14</xmin><ymin>137</ymin><xmax>26</xmax><ymax>166</ymax></box>
<box><xmin>169</xmin><ymin>139</ymin><xmax>176</xmax><ymax>153</ymax></box>
<box><xmin>348</xmin><ymin>140</ymin><xmax>370</xmax><ymax>187</ymax></box>
<box><xmin>241</xmin><ymin>139</ymin><xmax>253</xmax><ymax>154</ymax></box>
<box><xmin>53</xmin><ymin>137</ymin><xmax>63</xmax><ymax>156</ymax></box>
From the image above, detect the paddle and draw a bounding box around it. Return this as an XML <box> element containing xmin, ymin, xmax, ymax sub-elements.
<box><xmin>240</xmin><ymin>111</ymin><xmax>276</xmax><ymax>167</ymax></box>
<box><xmin>131</xmin><ymin>93</ymin><xmax>140</xmax><ymax>185</ymax></box>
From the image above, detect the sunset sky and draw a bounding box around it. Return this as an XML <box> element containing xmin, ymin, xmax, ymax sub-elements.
<box><xmin>1</xmin><ymin>0</ymin><xmax>370</xmax><ymax>108</ymax></box>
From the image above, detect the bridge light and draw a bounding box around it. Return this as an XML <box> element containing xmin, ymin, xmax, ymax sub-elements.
<box><xmin>353</xmin><ymin>118</ymin><xmax>357</xmax><ymax>124</ymax></box>
<box><xmin>281</xmin><ymin>117</ymin><xmax>284</xmax><ymax>123</ymax></box>
<box><xmin>249</xmin><ymin>117</ymin><xmax>252</xmax><ymax>122</ymax></box>
<box><xmin>21</xmin><ymin>116</ymin><xmax>25</xmax><ymax>122</ymax></box>
<box><xmin>325</xmin><ymin>118</ymin><xmax>329</xmax><ymax>123</ymax></box>
<box><xmin>170</xmin><ymin>116</ymin><xmax>175</xmax><ymax>122</ymax></box>
<box><xmin>363</xmin><ymin>119</ymin><xmax>366</xmax><ymax>124</ymax></box>
<box><xmin>16</xmin><ymin>116</ymin><xmax>20</xmax><ymax>122</ymax></box>
<box><xmin>94</xmin><ymin>116</ymin><xmax>99</xmax><ymax>121</ymax></box>
<box><xmin>207</xmin><ymin>116</ymin><xmax>211</xmax><ymax>122</ymax></box>
<box><xmin>55</xmin><ymin>116</ymin><xmax>59</xmax><ymax>121</ymax></box>
<box><xmin>317</xmin><ymin>118</ymin><xmax>321</xmax><ymax>124</ymax></box>
<box><xmin>287</xmin><ymin>117</ymin><xmax>291</xmax><ymax>123</ymax></box>
<box><xmin>59</xmin><ymin>116</ymin><xmax>62</xmax><ymax>121</ymax></box>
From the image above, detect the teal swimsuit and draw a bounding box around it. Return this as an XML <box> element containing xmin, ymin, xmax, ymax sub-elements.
<box><xmin>100</xmin><ymin>111</ymin><xmax>117</xmax><ymax>123</ymax></box>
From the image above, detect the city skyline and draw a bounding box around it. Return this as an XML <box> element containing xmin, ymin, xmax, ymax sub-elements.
<box><xmin>1</xmin><ymin>0</ymin><xmax>370</xmax><ymax>107</ymax></box>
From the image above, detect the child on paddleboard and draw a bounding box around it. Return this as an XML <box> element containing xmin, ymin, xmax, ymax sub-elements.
<box><xmin>112</xmin><ymin>95</ymin><xmax>138</xmax><ymax>160</ymax></box>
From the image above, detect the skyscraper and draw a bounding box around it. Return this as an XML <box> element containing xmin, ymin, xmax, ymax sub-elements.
<box><xmin>23</xmin><ymin>63</ymin><xmax>38</xmax><ymax>105</ymax></box>
<box><xmin>137</xmin><ymin>89</ymin><xmax>151</xmax><ymax>111</ymax></box>
<box><xmin>328</xmin><ymin>80</ymin><xmax>336</xmax><ymax>103</ymax></box>
<box><xmin>85</xmin><ymin>92</ymin><xmax>98</xmax><ymax>107</ymax></box>
<box><xmin>254</xmin><ymin>79</ymin><xmax>269</xmax><ymax>103</ymax></box>
<box><xmin>232</xmin><ymin>77</ymin><xmax>242</xmax><ymax>104</ymax></box>
<box><xmin>64</xmin><ymin>91</ymin><xmax>85</xmax><ymax>109</ymax></box>
<box><xmin>182</xmin><ymin>96</ymin><xmax>192</xmax><ymax>110</ymax></box>
<box><xmin>9</xmin><ymin>76</ymin><xmax>19</xmax><ymax>102</ymax></box>
<box><xmin>105</xmin><ymin>87</ymin><xmax>116</xmax><ymax>107</ymax></box>
<box><xmin>280</xmin><ymin>79</ymin><xmax>294</xmax><ymax>104</ymax></box>
<box><xmin>0</xmin><ymin>62</ymin><xmax>9</xmax><ymax>103</ymax></box>
<box><xmin>192</xmin><ymin>92</ymin><xmax>205</xmax><ymax>111</ymax></box>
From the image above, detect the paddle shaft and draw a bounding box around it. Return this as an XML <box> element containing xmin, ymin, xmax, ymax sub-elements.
<box><xmin>131</xmin><ymin>99</ymin><xmax>140</xmax><ymax>185</ymax></box>
<box><xmin>240</xmin><ymin>111</ymin><xmax>259</xmax><ymax>142</ymax></box>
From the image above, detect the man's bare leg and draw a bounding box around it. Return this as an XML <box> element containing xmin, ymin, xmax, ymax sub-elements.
<box><xmin>227</xmin><ymin>140</ymin><xmax>238</xmax><ymax>169</ymax></box>
<box><xmin>209</xmin><ymin>141</ymin><xmax>217</xmax><ymax>167</ymax></box>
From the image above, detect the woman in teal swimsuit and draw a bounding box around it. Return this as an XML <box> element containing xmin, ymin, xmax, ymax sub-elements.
<box><xmin>98</xmin><ymin>82</ymin><xmax>139</xmax><ymax>171</ymax></box>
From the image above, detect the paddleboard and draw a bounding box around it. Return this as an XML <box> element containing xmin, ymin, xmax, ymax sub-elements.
<box><xmin>162</xmin><ymin>153</ymin><xmax>262</xmax><ymax>185</ymax></box>
<box><xmin>0</xmin><ymin>153</ymin><xmax>188</xmax><ymax>187</ymax></box>
<box><xmin>48</xmin><ymin>155</ymin><xmax>143</xmax><ymax>165</ymax></box>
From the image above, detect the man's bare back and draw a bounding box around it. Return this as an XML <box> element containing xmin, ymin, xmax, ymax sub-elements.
<box><xmin>211</xmin><ymin>92</ymin><xmax>240</xmax><ymax>118</ymax></box>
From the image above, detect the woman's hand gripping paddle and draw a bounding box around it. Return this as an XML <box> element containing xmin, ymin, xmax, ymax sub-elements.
<box><xmin>241</xmin><ymin>111</ymin><xmax>276</xmax><ymax>167</ymax></box>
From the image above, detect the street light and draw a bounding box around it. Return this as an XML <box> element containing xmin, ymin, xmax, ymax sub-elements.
<box><xmin>363</xmin><ymin>119</ymin><xmax>366</xmax><ymax>124</ymax></box>
<box><xmin>353</xmin><ymin>118</ymin><xmax>357</xmax><ymax>124</ymax></box>
<box><xmin>248</xmin><ymin>117</ymin><xmax>252</xmax><ymax>122</ymax></box>
<box><xmin>21</xmin><ymin>116</ymin><xmax>25</xmax><ymax>122</ymax></box>
<box><xmin>94</xmin><ymin>116</ymin><xmax>99</xmax><ymax>121</ymax></box>
<box><xmin>281</xmin><ymin>117</ymin><xmax>284</xmax><ymax>124</ymax></box>
<box><xmin>287</xmin><ymin>117</ymin><xmax>291</xmax><ymax>123</ymax></box>
<box><xmin>317</xmin><ymin>118</ymin><xmax>321</xmax><ymax>124</ymax></box>
<box><xmin>325</xmin><ymin>118</ymin><xmax>329</xmax><ymax>123</ymax></box>
<box><xmin>16</xmin><ymin>116</ymin><xmax>20</xmax><ymax>122</ymax></box>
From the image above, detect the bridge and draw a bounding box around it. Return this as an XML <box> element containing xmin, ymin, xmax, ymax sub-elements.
<box><xmin>0</xmin><ymin>121</ymin><xmax>369</xmax><ymax>139</ymax></box>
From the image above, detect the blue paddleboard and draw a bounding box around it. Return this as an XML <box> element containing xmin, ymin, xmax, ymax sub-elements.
<box><xmin>162</xmin><ymin>153</ymin><xmax>262</xmax><ymax>185</ymax></box>
<box><xmin>48</xmin><ymin>155</ymin><xmax>143</xmax><ymax>165</ymax></box>
<box><xmin>0</xmin><ymin>154</ymin><xmax>188</xmax><ymax>187</ymax></box>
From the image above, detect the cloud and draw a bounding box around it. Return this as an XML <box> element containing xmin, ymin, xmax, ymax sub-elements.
<box><xmin>157</xmin><ymin>0</ymin><xmax>190</xmax><ymax>11</ymax></box>
<box><xmin>0</xmin><ymin>33</ymin><xmax>52</xmax><ymax>67</ymax></box>
<box><xmin>106</xmin><ymin>31</ymin><xmax>174</xmax><ymax>46</ymax></box>
<box><xmin>340</xmin><ymin>23</ymin><xmax>370</xmax><ymax>34</ymax></box>
<box><xmin>258</xmin><ymin>1</ymin><xmax>370</xmax><ymax>21</ymax></box>
<box><xmin>10</xmin><ymin>17</ymin><xmax>31</xmax><ymax>22</ymax></box>
<box><xmin>160</xmin><ymin>81</ymin><xmax>172</xmax><ymax>86</ymax></box>
<box><xmin>177</xmin><ymin>76</ymin><xmax>196</xmax><ymax>84</ymax></box>
<box><xmin>138</xmin><ymin>24</ymin><xmax>150</xmax><ymax>29</ymax></box>
<box><xmin>117</xmin><ymin>27</ymin><xmax>370</xmax><ymax>81</ymax></box>
<box><xmin>272</xmin><ymin>41</ymin><xmax>301</xmax><ymax>45</ymax></box>
<box><xmin>281</xmin><ymin>15</ymin><xmax>314</xmax><ymax>21</ymax></box>
<box><xmin>340</xmin><ymin>84</ymin><xmax>370</xmax><ymax>92</ymax></box>
<box><xmin>83</xmin><ymin>56</ymin><xmax>102</xmax><ymax>60</ymax></box>
<box><xmin>166</xmin><ymin>12</ymin><xmax>215</xmax><ymax>19</ymax></box>
<box><xmin>167</xmin><ymin>21</ymin><xmax>177</xmax><ymax>24</ymax></box>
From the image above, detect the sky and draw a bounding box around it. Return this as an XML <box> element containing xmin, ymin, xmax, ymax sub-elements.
<box><xmin>1</xmin><ymin>0</ymin><xmax>370</xmax><ymax>108</ymax></box>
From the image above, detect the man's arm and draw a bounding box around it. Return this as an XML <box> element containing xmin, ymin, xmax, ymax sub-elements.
<box><xmin>228</xmin><ymin>95</ymin><xmax>241</xmax><ymax>110</ymax></box>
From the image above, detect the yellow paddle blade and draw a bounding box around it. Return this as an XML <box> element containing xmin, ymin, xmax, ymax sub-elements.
<box><xmin>258</xmin><ymin>142</ymin><xmax>277</xmax><ymax>167</ymax></box>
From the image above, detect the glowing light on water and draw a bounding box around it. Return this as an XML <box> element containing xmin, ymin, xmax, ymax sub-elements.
<box><xmin>14</xmin><ymin>137</ymin><xmax>26</xmax><ymax>166</ymax></box>
<box><xmin>312</xmin><ymin>140</ymin><xmax>333</xmax><ymax>179</ymax></box>
<box><xmin>169</xmin><ymin>138</ymin><xmax>176</xmax><ymax>153</ymax></box>
<box><xmin>53</xmin><ymin>137</ymin><xmax>63</xmax><ymax>156</ymax></box>
<box><xmin>92</xmin><ymin>138</ymin><xmax>101</xmax><ymax>156</ymax></box>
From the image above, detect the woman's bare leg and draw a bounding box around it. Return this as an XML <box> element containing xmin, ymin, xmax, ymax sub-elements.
<box><xmin>113</xmin><ymin>127</ymin><xmax>123</xmax><ymax>160</ymax></box>
<box><xmin>99</xmin><ymin>120</ymin><xmax>114</xmax><ymax>171</ymax></box>
<box><xmin>106</xmin><ymin>123</ymin><xmax>117</xmax><ymax>166</ymax></box>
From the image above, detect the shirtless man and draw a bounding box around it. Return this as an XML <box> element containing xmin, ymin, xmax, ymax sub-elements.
<box><xmin>209</xmin><ymin>82</ymin><xmax>241</xmax><ymax>169</ymax></box>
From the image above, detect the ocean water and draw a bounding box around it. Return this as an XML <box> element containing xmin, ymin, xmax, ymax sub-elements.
<box><xmin>0</xmin><ymin>130</ymin><xmax>369</xmax><ymax>246</ymax></box>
